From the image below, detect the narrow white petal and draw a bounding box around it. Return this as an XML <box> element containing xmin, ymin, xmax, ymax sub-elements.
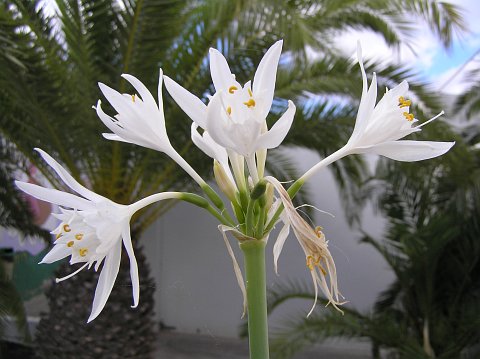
<box><xmin>164</xmin><ymin>76</ymin><xmax>207</xmax><ymax>128</ymax></box>
<box><xmin>209</xmin><ymin>48</ymin><xmax>235</xmax><ymax>92</ymax></box>
<box><xmin>371</xmin><ymin>140</ymin><xmax>455</xmax><ymax>162</ymax></box>
<box><xmin>102</xmin><ymin>133</ymin><xmax>132</xmax><ymax>143</ymax></box>
<box><xmin>88</xmin><ymin>241</ymin><xmax>122</xmax><ymax>322</ymax></box>
<box><xmin>35</xmin><ymin>149</ymin><xmax>104</xmax><ymax>202</ymax></box>
<box><xmin>205</xmin><ymin>92</ymin><xmax>237</xmax><ymax>149</ymax></box>
<box><xmin>15</xmin><ymin>181</ymin><xmax>92</xmax><ymax>209</ymax></box>
<box><xmin>40</xmin><ymin>244</ymin><xmax>71</xmax><ymax>264</ymax></box>
<box><xmin>121</xmin><ymin>74</ymin><xmax>157</xmax><ymax>110</ymax></box>
<box><xmin>273</xmin><ymin>222</ymin><xmax>290</xmax><ymax>275</ymax></box>
<box><xmin>218</xmin><ymin>225</ymin><xmax>247</xmax><ymax>317</ymax></box>
<box><xmin>253</xmin><ymin>40</ymin><xmax>283</xmax><ymax>119</ymax></box>
<box><xmin>255</xmin><ymin>100</ymin><xmax>296</xmax><ymax>150</ymax></box>
<box><xmin>121</xmin><ymin>225</ymin><xmax>139</xmax><ymax>308</ymax></box>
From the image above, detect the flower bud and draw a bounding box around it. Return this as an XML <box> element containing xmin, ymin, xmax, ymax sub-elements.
<box><xmin>213</xmin><ymin>160</ymin><xmax>237</xmax><ymax>202</ymax></box>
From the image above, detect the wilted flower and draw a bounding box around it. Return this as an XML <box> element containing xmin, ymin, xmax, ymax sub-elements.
<box><xmin>265</xmin><ymin>176</ymin><xmax>344</xmax><ymax>315</ymax></box>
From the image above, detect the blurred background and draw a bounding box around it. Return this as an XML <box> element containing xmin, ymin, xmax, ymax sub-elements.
<box><xmin>0</xmin><ymin>0</ymin><xmax>479</xmax><ymax>358</ymax></box>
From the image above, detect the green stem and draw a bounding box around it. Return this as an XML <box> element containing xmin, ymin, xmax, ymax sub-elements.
<box><xmin>240</xmin><ymin>240</ymin><xmax>269</xmax><ymax>359</ymax></box>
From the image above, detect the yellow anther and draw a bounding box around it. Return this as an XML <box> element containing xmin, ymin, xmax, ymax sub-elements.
<box><xmin>243</xmin><ymin>98</ymin><xmax>256</xmax><ymax>108</ymax></box>
<box><xmin>306</xmin><ymin>255</ymin><xmax>315</xmax><ymax>270</ymax></box>
<box><xmin>248</xmin><ymin>88</ymin><xmax>253</xmax><ymax>97</ymax></box>
<box><xmin>226</xmin><ymin>106</ymin><xmax>232</xmax><ymax>115</ymax></box>
<box><xmin>63</xmin><ymin>224</ymin><xmax>71</xmax><ymax>232</ymax></box>
<box><xmin>314</xmin><ymin>226</ymin><xmax>323</xmax><ymax>238</ymax></box>
<box><xmin>228</xmin><ymin>86</ymin><xmax>238</xmax><ymax>94</ymax></box>
<box><xmin>75</xmin><ymin>233</ymin><xmax>84</xmax><ymax>240</ymax></box>
<box><xmin>67</xmin><ymin>241</ymin><xmax>74</xmax><ymax>248</ymax></box>
<box><xmin>403</xmin><ymin>112</ymin><xmax>414</xmax><ymax>121</ymax></box>
<box><xmin>131</xmin><ymin>94</ymin><xmax>136</xmax><ymax>102</ymax></box>
<box><xmin>56</xmin><ymin>233</ymin><xmax>62</xmax><ymax>240</ymax></box>
<box><xmin>79</xmin><ymin>248</ymin><xmax>88</xmax><ymax>257</ymax></box>
<box><xmin>398</xmin><ymin>96</ymin><xmax>411</xmax><ymax>108</ymax></box>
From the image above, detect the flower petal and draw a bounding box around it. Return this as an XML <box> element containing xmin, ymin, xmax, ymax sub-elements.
<box><xmin>255</xmin><ymin>100</ymin><xmax>296</xmax><ymax>150</ymax></box>
<box><xmin>253</xmin><ymin>40</ymin><xmax>283</xmax><ymax>119</ymax></box>
<box><xmin>273</xmin><ymin>221</ymin><xmax>290</xmax><ymax>275</ymax></box>
<box><xmin>122</xmin><ymin>73</ymin><xmax>158</xmax><ymax>110</ymax></box>
<box><xmin>102</xmin><ymin>133</ymin><xmax>132</xmax><ymax>143</ymax></box>
<box><xmin>40</xmin><ymin>244</ymin><xmax>71</xmax><ymax>264</ymax></box>
<box><xmin>164</xmin><ymin>76</ymin><xmax>207</xmax><ymax>128</ymax></box>
<box><xmin>88</xmin><ymin>241</ymin><xmax>122</xmax><ymax>322</ymax></box>
<box><xmin>209</xmin><ymin>48</ymin><xmax>236</xmax><ymax>92</ymax></box>
<box><xmin>15</xmin><ymin>181</ymin><xmax>92</xmax><ymax>209</ymax></box>
<box><xmin>121</xmin><ymin>224</ymin><xmax>139</xmax><ymax>308</ymax></box>
<box><xmin>218</xmin><ymin>225</ymin><xmax>247</xmax><ymax>317</ymax></box>
<box><xmin>35</xmin><ymin>149</ymin><xmax>104</xmax><ymax>203</ymax></box>
<box><xmin>370</xmin><ymin>140</ymin><xmax>455</xmax><ymax>162</ymax></box>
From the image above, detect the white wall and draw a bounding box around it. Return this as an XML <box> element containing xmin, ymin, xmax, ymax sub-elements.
<box><xmin>142</xmin><ymin>147</ymin><xmax>394</xmax><ymax>337</ymax></box>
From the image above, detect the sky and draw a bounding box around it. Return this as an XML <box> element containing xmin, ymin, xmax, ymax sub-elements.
<box><xmin>338</xmin><ymin>0</ymin><xmax>480</xmax><ymax>95</ymax></box>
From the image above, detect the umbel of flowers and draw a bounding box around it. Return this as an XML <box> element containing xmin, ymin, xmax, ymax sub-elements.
<box><xmin>17</xmin><ymin>41</ymin><xmax>453</xmax><ymax>358</ymax></box>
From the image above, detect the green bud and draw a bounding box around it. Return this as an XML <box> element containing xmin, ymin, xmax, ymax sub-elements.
<box><xmin>250</xmin><ymin>179</ymin><xmax>267</xmax><ymax>200</ymax></box>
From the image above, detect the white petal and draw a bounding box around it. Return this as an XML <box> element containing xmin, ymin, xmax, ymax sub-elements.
<box><xmin>102</xmin><ymin>133</ymin><xmax>132</xmax><ymax>143</ymax></box>
<box><xmin>209</xmin><ymin>48</ymin><xmax>236</xmax><ymax>92</ymax></box>
<box><xmin>121</xmin><ymin>74</ymin><xmax>158</xmax><ymax>110</ymax></box>
<box><xmin>40</xmin><ymin>244</ymin><xmax>71</xmax><ymax>264</ymax></box>
<box><xmin>273</xmin><ymin>222</ymin><xmax>290</xmax><ymax>275</ymax></box>
<box><xmin>371</xmin><ymin>140</ymin><xmax>455</xmax><ymax>162</ymax></box>
<box><xmin>98</xmin><ymin>83</ymin><xmax>137</xmax><ymax>119</ymax></box>
<box><xmin>35</xmin><ymin>149</ymin><xmax>104</xmax><ymax>202</ymax></box>
<box><xmin>253</xmin><ymin>40</ymin><xmax>283</xmax><ymax>119</ymax></box>
<box><xmin>88</xmin><ymin>241</ymin><xmax>122</xmax><ymax>322</ymax></box>
<box><xmin>205</xmin><ymin>92</ymin><xmax>237</xmax><ymax>149</ymax></box>
<box><xmin>164</xmin><ymin>76</ymin><xmax>207</xmax><ymax>128</ymax></box>
<box><xmin>255</xmin><ymin>100</ymin><xmax>296</xmax><ymax>150</ymax></box>
<box><xmin>121</xmin><ymin>225</ymin><xmax>139</xmax><ymax>308</ymax></box>
<box><xmin>15</xmin><ymin>181</ymin><xmax>92</xmax><ymax>209</ymax></box>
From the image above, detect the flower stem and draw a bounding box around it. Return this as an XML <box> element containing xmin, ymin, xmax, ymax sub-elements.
<box><xmin>240</xmin><ymin>240</ymin><xmax>269</xmax><ymax>359</ymax></box>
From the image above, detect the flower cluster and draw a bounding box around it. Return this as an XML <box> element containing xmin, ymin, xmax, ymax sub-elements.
<box><xmin>16</xmin><ymin>40</ymin><xmax>454</xmax><ymax>321</ymax></box>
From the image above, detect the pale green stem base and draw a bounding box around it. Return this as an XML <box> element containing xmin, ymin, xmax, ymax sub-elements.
<box><xmin>240</xmin><ymin>240</ymin><xmax>269</xmax><ymax>359</ymax></box>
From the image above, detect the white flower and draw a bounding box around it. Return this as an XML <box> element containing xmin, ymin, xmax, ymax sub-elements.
<box><xmin>344</xmin><ymin>43</ymin><xmax>454</xmax><ymax>161</ymax></box>
<box><xmin>95</xmin><ymin>71</ymin><xmax>208</xmax><ymax>187</ymax></box>
<box><xmin>164</xmin><ymin>40</ymin><xmax>296</xmax><ymax>157</ymax></box>
<box><xmin>265</xmin><ymin>176</ymin><xmax>344</xmax><ymax>315</ymax></box>
<box><xmin>95</xmin><ymin>70</ymin><xmax>174</xmax><ymax>154</ymax></box>
<box><xmin>15</xmin><ymin>149</ymin><xmax>178</xmax><ymax>322</ymax></box>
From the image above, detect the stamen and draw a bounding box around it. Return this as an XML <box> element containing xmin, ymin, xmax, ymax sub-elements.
<box><xmin>56</xmin><ymin>233</ymin><xmax>62</xmax><ymax>240</ymax></box>
<box><xmin>243</xmin><ymin>98</ymin><xmax>256</xmax><ymax>108</ymax></box>
<box><xmin>56</xmin><ymin>262</ymin><xmax>89</xmax><ymax>283</ymax></box>
<box><xmin>67</xmin><ymin>241</ymin><xmax>74</xmax><ymax>247</ymax></box>
<box><xmin>398</xmin><ymin>96</ymin><xmax>411</xmax><ymax>108</ymax></box>
<box><xmin>226</xmin><ymin>106</ymin><xmax>232</xmax><ymax>115</ymax></box>
<box><xmin>75</xmin><ymin>233</ymin><xmax>84</xmax><ymax>240</ymax></box>
<box><xmin>63</xmin><ymin>224</ymin><xmax>71</xmax><ymax>232</ymax></box>
<box><xmin>403</xmin><ymin>112</ymin><xmax>414</xmax><ymax>121</ymax></box>
<box><xmin>131</xmin><ymin>94</ymin><xmax>135</xmax><ymax>102</ymax></box>
<box><xmin>314</xmin><ymin>226</ymin><xmax>323</xmax><ymax>238</ymax></box>
<box><xmin>248</xmin><ymin>88</ymin><xmax>253</xmax><ymax>97</ymax></box>
<box><xmin>306</xmin><ymin>255</ymin><xmax>327</xmax><ymax>275</ymax></box>
<box><xmin>79</xmin><ymin>248</ymin><xmax>88</xmax><ymax>257</ymax></box>
<box><xmin>228</xmin><ymin>86</ymin><xmax>238</xmax><ymax>94</ymax></box>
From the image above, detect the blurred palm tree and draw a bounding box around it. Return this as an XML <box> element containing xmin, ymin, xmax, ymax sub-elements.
<box><xmin>0</xmin><ymin>0</ymin><xmax>465</xmax><ymax>358</ymax></box>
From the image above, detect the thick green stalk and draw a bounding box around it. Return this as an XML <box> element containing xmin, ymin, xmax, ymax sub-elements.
<box><xmin>240</xmin><ymin>240</ymin><xmax>269</xmax><ymax>359</ymax></box>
